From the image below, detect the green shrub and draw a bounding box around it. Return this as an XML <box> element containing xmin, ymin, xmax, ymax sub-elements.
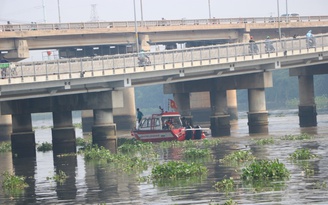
<box><xmin>151</xmin><ymin>161</ymin><xmax>207</xmax><ymax>179</ymax></box>
<box><xmin>37</xmin><ymin>142</ymin><xmax>52</xmax><ymax>152</ymax></box>
<box><xmin>241</xmin><ymin>159</ymin><xmax>290</xmax><ymax>181</ymax></box>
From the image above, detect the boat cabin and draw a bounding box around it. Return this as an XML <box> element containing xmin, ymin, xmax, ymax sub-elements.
<box><xmin>138</xmin><ymin>112</ymin><xmax>183</xmax><ymax>130</ymax></box>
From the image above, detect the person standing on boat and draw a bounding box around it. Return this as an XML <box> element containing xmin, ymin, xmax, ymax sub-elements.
<box><xmin>136</xmin><ymin>108</ymin><xmax>144</xmax><ymax>125</ymax></box>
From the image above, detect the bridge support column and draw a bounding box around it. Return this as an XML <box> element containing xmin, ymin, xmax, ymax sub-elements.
<box><xmin>11</xmin><ymin>113</ymin><xmax>35</xmax><ymax>158</ymax></box>
<box><xmin>210</xmin><ymin>90</ymin><xmax>231</xmax><ymax>137</ymax></box>
<box><xmin>92</xmin><ymin>109</ymin><xmax>117</xmax><ymax>152</ymax></box>
<box><xmin>139</xmin><ymin>34</ymin><xmax>151</xmax><ymax>51</ymax></box>
<box><xmin>0</xmin><ymin>113</ymin><xmax>12</xmax><ymax>141</ymax></box>
<box><xmin>52</xmin><ymin>111</ymin><xmax>76</xmax><ymax>154</ymax></box>
<box><xmin>227</xmin><ymin>90</ymin><xmax>238</xmax><ymax>122</ymax></box>
<box><xmin>298</xmin><ymin>75</ymin><xmax>317</xmax><ymax>127</ymax></box>
<box><xmin>247</xmin><ymin>88</ymin><xmax>268</xmax><ymax>134</ymax></box>
<box><xmin>82</xmin><ymin>110</ymin><xmax>93</xmax><ymax>133</ymax></box>
<box><xmin>173</xmin><ymin>93</ymin><xmax>193</xmax><ymax>125</ymax></box>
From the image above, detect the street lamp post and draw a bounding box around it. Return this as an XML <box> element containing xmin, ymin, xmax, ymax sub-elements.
<box><xmin>286</xmin><ymin>0</ymin><xmax>289</xmax><ymax>23</ymax></box>
<box><xmin>140</xmin><ymin>0</ymin><xmax>144</xmax><ymax>26</ymax></box>
<box><xmin>57</xmin><ymin>0</ymin><xmax>61</xmax><ymax>23</ymax></box>
<box><xmin>133</xmin><ymin>0</ymin><xmax>139</xmax><ymax>53</ymax></box>
<box><xmin>277</xmin><ymin>0</ymin><xmax>281</xmax><ymax>41</ymax></box>
<box><xmin>208</xmin><ymin>0</ymin><xmax>212</xmax><ymax>19</ymax></box>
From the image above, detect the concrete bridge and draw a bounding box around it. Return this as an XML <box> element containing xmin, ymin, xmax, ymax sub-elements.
<box><xmin>1</xmin><ymin>33</ymin><xmax>327</xmax><ymax>158</ymax></box>
<box><xmin>1</xmin><ymin>16</ymin><xmax>328</xmax><ymax>60</ymax></box>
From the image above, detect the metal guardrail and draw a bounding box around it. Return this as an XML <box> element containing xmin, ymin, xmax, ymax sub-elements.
<box><xmin>1</xmin><ymin>16</ymin><xmax>328</xmax><ymax>32</ymax></box>
<box><xmin>1</xmin><ymin>34</ymin><xmax>327</xmax><ymax>84</ymax></box>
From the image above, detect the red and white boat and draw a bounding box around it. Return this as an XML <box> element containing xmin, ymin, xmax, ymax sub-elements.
<box><xmin>131</xmin><ymin>111</ymin><xmax>206</xmax><ymax>142</ymax></box>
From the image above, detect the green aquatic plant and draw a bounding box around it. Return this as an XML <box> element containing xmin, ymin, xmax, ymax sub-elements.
<box><xmin>1</xmin><ymin>171</ymin><xmax>28</xmax><ymax>195</ymax></box>
<box><xmin>0</xmin><ymin>142</ymin><xmax>11</xmax><ymax>152</ymax></box>
<box><xmin>220</xmin><ymin>150</ymin><xmax>255</xmax><ymax>163</ymax></box>
<box><xmin>47</xmin><ymin>170</ymin><xmax>68</xmax><ymax>184</ymax></box>
<box><xmin>254</xmin><ymin>137</ymin><xmax>274</xmax><ymax>145</ymax></box>
<box><xmin>36</xmin><ymin>142</ymin><xmax>52</xmax><ymax>152</ymax></box>
<box><xmin>289</xmin><ymin>148</ymin><xmax>318</xmax><ymax>160</ymax></box>
<box><xmin>76</xmin><ymin>137</ymin><xmax>91</xmax><ymax>147</ymax></box>
<box><xmin>281</xmin><ymin>133</ymin><xmax>313</xmax><ymax>140</ymax></box>
<box><xmin>241</xmin><ymin>159</ymin><xmax>290</xmax><ymax>181</ymax></box>
<box><xmin>213</xmin><ymin>177</ymin><xmax>235</xmax><ymax>192</ymax></box>
<box><xmin>151</xmin><ymin>161</ymin><xmax>207</xmax><ymax>179</ymax></box>
<box><xmin>183</xmin><ymin>148</ymin><xmax>212</xmax><ymax>159</ymax></box>
<box><xmin>73</xmin><ymin>122</ymin><xmax>82</xmax><ymax>129</ymax></box>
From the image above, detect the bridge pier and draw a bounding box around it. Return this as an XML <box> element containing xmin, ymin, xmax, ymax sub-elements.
<box><xmin>298</xmin><ymin>75</ymin><xmax>317</xmax><ymax>127</ymax></box>
<box><xmin>52</xmin><ymin>111</ymin><xmax>76</xmax><ymax>155</ymax></box>
<box><xmin>210</xmin><ymin>90</ymin><xmax>231</xmax><ymax>137</ymax></box>
<box><xmin>173</xmin><ymin>93</ymin><xmax>193</xmax><ymax>125</ymax></box>
<box><xmin>82</xmin><ymin>88</ymin><xmax>135</xmax><ymax>132</ymax></box>
<box><xmin>92</xmin><ymin>109</ymin><xmax>117</xmax><ymax>153</ymax></box>
<box><xmin>247</xmin><ymin>88</ymin><xmax>269</xmax><ymax>134</ymax></box>
<box><xmin>0</xmin><ymin>113</ymin><xmax>12</xmax><ymax>141</ymax></box>
<box><xmin>11</xmin><ymin>113</ymin><xmax>36</xmax><ymax>158</ymax></box>
<box><xmin>227</xmin><ymin>90</ymin><xmax>238</xmax><ymax>122</ymax></box>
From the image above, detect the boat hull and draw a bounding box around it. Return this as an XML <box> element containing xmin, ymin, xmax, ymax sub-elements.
<box><xmin>131</xmin><ymin>130</ymin><xmax>178</xmax><ymax>142</ymax></box>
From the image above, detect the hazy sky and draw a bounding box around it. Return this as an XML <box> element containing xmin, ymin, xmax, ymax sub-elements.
<box><xmin>1</xmin><ymin>0</ymin><xmax>328</xmax><ymax>24</ymax></box>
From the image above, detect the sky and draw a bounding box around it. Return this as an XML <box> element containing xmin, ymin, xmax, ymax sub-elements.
<box><xmin>1</xmin><ymin>0</ymin><xmax>328</xmax><ymax>24</ymax></box>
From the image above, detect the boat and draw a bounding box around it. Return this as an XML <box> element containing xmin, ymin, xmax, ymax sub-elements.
<box><xmin>131</xmin><ymin>111</ymin><xmax>207</xmax><ymax>142</ymax></box>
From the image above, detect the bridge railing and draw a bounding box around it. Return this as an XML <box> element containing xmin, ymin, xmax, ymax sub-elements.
<box><xmin>4</xmin><ymin>33</ymin><xmax>327</xmax><ymax>83</ymax></box>
<box><xmin>1</xmin><ymin>16</ymin><xmax>328</xmax><ymax>32</ymax></box>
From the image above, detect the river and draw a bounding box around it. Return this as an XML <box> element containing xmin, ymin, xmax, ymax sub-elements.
<box><xmin>1</xmin><ymin>110</ymin><xmax>328</xmax><ymax>204</ymax></box>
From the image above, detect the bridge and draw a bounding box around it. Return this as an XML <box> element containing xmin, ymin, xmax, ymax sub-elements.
<box><xmin>1</xmin><ymin>32</ymin><xmax>327</xmax><ymax>157</ymax></box>
<box><xmin>1</xmin><ymin>16</ymin><xmax>328</xmax><ymax>60</ymax></box>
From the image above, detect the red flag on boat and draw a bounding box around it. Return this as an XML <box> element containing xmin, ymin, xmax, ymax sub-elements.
<box><xmin>169</xmin><ymin>99</ymin><xmax>178</xmax><ymax>110</ymax></box>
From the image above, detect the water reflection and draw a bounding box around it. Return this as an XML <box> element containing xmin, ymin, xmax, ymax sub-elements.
<box><xmin>0</xmin><ymin>112</ymin><xmax>328</xmax><ymax>204</ymax></box>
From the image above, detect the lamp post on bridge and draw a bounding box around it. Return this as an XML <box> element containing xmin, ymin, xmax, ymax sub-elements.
<box><xmin>208</xmin><ymin>0</ymin><xmax>212</xmax><ymax>19</ymax></box>
<box><xmin>57</xmin><ymin>0</ymin><xmax>62</xmax><ymax>23</ymax></box>
<box><xmin>140</xmin><ymin>0</ymin><xmax>144</xmax><ymax>26</ymax></box>
<box><xmin>133</xmin><ymin>0</ymin><xmax>139</xmax><ymax>53</ymax></box>
<box><xmin>277</xmin><ymin>0</ymin><xmax>282</xmax><ymax>41</ymax></box>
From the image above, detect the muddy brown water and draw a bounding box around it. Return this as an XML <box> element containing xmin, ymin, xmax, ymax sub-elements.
<box><xmin>1</xmin><ymin>111</ymin><xmax>328</xmax><ymax>204</ymax></box>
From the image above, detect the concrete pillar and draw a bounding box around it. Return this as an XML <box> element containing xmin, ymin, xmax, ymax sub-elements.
<box><xmin>247</xmin><ymin>88</ymin><xmax>268</xmax><ymax>134</ymax></box>
<box><xmin>0</xmin><ymin>114</ymin><xmax>12</xmax><ymax>141</ymax></box>
<box><xmin>113</xmin><ymin>88</ymin><xmax>136</xmax><ymax>130</ymax></box>
<box><xmin>82</xmin><ymin>110</ymin><xmax>93</xmax><ymax>133</ymax></box>
<box><xmin>139</xmin><ymin>34</ymin><xmax>151</xmax><ymax>51</ymax></box>
<box><xmin>11</xmin><ymin>113</ymin><xmax>35</xmax><ymax>158</ymax></box>
<box><xmin>52</xmin><ymin>111</ymin><xmax>76</xmax><ymax>155</ymax></box>
<box><xmin>173</xmin><ymin>93</ymin><xmax>193</xmax><ymax>125</ymax></box>
<box><xmin>226</xmin><ymin>90</ymin><xmax>238</xmax><ymax>122</ymax></box>
<box><xmin>92</xmin><ymin>108</ymin><xmax>117</xmax><ymax>153</ymax></box>
<box><xmin>210</xmin><ymin>90</ymin><xmax>231</xmax><ymax>137</ymax></box>
<box><xmin>83</xmin><ymin>88</ymin><xmax>135</xmax><ymax>132</ymax></box>
<box><xmin>298</xmin><ymin>75</ymin><xmax>317</xmax><ymax>127</ymax></box>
